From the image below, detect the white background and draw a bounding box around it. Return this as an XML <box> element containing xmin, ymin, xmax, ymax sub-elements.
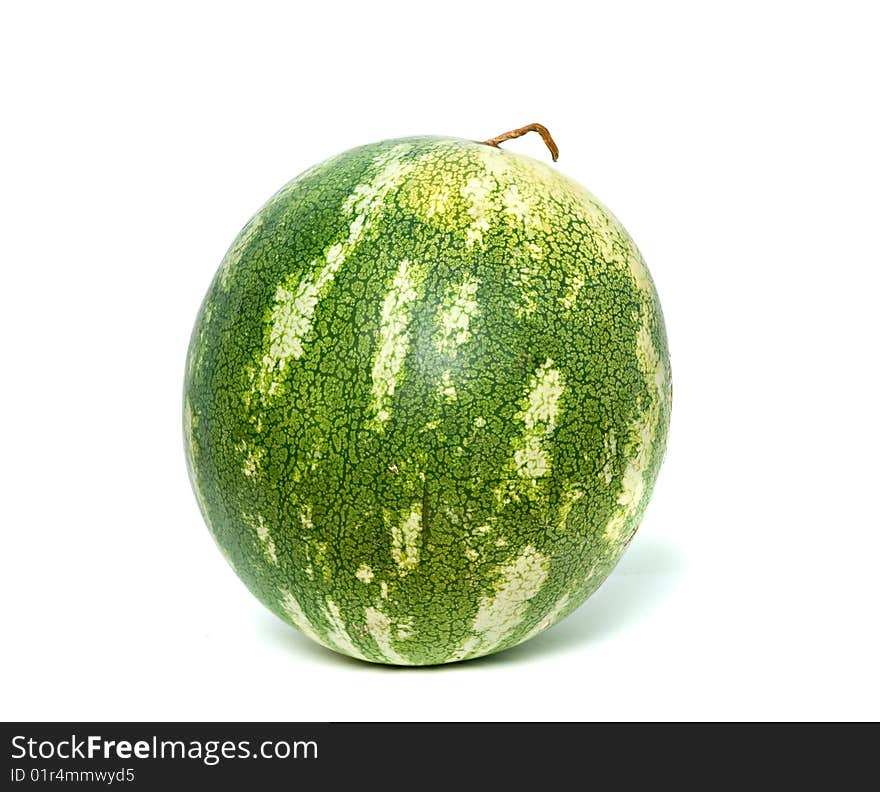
<box><xmin>2</xmin><ymin>1</ymin><xmax>878</xmax><ymax>721</ymax></box>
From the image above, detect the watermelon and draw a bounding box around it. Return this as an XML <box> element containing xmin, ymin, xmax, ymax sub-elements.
<box><xmin>183</xmin><ymin>128</ymin><xmax>671</xmax><ymax>665</ymax></box>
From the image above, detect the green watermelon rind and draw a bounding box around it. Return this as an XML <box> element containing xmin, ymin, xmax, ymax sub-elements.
<box><xmin>183</xmin><ymin>136</ymin><xmax>671</xmax><ymax>665</ymax></box>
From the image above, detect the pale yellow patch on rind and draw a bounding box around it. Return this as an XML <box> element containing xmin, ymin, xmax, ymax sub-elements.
<box><xmin>521</xmin><ymin>360</ymin><xmax>565</xmax><ymax>430</ymax></box>
<box><xmin>600</xmin><ymin>429</ymin><xmax>618</xmax><ymax>484</ymax></box>
<box><xmin>461</xmin><ymin>174</ymin><xmax>495</xmax><ymax>248</ymax></box>
<box><xmin>395</xmin><ymin>616</ymin><xmax>415</xmax><ymax>639</ymax></box>
<box><xmin>238</xmin><ymin>439</ymin><xmax>265</xmax><ymax>479</ymax></box>
<box><xmin>500</xmin><ymin>183</ymin><xmax>532</xmax><ymax>223</ymax></box>
<box><xmin>364</xmin><ymin>606</ymin><xmax>413</xmax><ymax>665</ymax></box>
<box><xmin>248</xmin><ymin>245</ymin><xmax>345</xmax><ymax>402</ymax></box>
<box><xmin>391</xmin><ymin>507</ymin><xmax>421</xmax><ymax>575</ymax></box>
<box><xmin>369</xmin><ymin>259</ymin><xmax>425</xmax><ymax>428</ymax></box>
<box><xmin>439</xmin><ymin>370</ymin><xmax>457</xmax><ymax>401</ymax></box>
<box><xmin>342</xmin><ymin>145</ymin><xmax>414</xmax><ymax>219</ymax></box>
<box><xmin>434</xmin><ymin>277</ymin><xmax>479</xmax><ymax>356</ymax></box>
<box><xmin>433</xmin><ymin>276</ymin><xmax>479</xmax><ymax>400</ymax></box>
<box><xmin>561</xmin><ymin>272</ymin><xmax>585</xmax><ymax>310</ymax></box>
<box><xmin>321</xmin><ymin>599</ymin><xmax>368</xmax><ymax>661</ymax></box>
<box><xmin>557</xmin><ymin>487</ymin><xmax>585</xmax><ymax>531</ymax></box>
<box><xmin>509</xmin><ymin>360</ymin><xmax>565</xmax><ymax>484</ymax></box>
<box><xmin>451</xmin><ymin>545</ymin><xmax>550</xmax><ymax>661</ymax></box>
<box><xmin>245</xmin><ymin>513</ymin><xmax>277</xmax><ymax>565</ymax></box>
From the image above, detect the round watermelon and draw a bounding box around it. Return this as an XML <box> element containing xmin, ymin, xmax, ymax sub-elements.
<box><xmin>183</xmin><ymin>128</ymin><xmax>671</xmax><ymax>665</ymax></box>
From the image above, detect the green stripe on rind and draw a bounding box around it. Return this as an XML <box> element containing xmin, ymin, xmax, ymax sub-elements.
<box><xmin>184</xmin><ymin>136</ymin><xmax>671</xmax><ymax>665</ymax></box>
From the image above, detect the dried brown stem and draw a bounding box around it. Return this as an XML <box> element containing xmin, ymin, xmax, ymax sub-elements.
<box><xmin>482</xmin><ymin>123</ymin><xmax>559</xmax><ymax>161</ymax></box>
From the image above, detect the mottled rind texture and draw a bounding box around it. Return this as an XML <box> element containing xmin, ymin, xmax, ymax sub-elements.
<box><xmin>183</xmin><ymin>137</ymin><xmax>671</xmax><ymax>665</ymax></box>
